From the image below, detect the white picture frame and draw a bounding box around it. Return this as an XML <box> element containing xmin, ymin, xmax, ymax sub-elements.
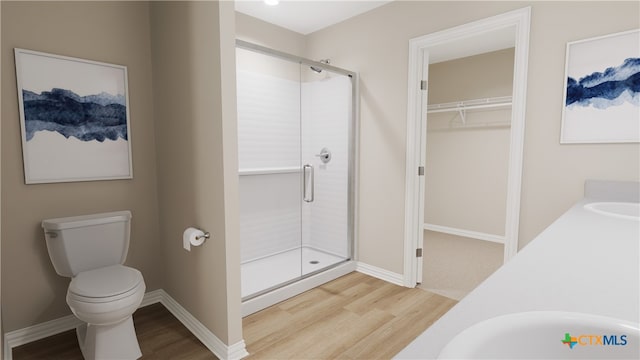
<box><xmin>14</xmin><ymin>48</ymin><xmax>133</xmax><ymax>184</ymax></box>
<box><xmin>560</xmin><ymin>29</ymin><xmax>640</xmax><ymax>144</ymax></box>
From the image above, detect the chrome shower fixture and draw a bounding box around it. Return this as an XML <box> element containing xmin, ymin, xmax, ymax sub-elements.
<box><xmin>310</xmin><ymin>59</ymin><xmax>330</xmax><ymax>73</ymax></box>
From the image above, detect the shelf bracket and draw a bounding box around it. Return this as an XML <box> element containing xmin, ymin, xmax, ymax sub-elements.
<box><xmin>457</xmin><ymin>107</ymin><xmax>466</xmax><ymax>124</ymax></box>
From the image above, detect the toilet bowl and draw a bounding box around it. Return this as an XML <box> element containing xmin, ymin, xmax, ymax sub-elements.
<box><xmin>42</xmin><ymin>211</ymin><xmax>146</xmax><ymax>360</ymax></box>
<box><xmin>67</xmin><ymin>265</ymin><xmax>145</xmax><ymax>360</ymax></box>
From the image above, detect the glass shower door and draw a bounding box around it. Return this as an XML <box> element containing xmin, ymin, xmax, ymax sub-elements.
<box><xmin>237</xmin><ymin>45</ymin><xmax>354</xmax><ymax>301</ymax></box>
<box><xmin>300</xmin><ymin>68</ymin><xmax>353</xmax><ymax>276</ymax></box>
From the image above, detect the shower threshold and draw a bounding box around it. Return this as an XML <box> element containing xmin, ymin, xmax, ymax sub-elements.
<box><xmin>241</xmin><ymin>247</ymin><xmax>356</xmax><ymax>315</ymax></box>
<box><xmin>241</xmin><ymin>247</ymin><xmax>346</xmax><ymax>299</ymax></box>
<box><xmin>242</xmin><ymin>258</ymin><xmax>356</xmax><ymax>316</ymax></box>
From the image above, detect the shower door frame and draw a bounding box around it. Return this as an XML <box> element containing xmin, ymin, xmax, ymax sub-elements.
<box><xmin>236</xmin><ymin>40</ymin><xmax>359</xmax><ymax>313</ymax></box>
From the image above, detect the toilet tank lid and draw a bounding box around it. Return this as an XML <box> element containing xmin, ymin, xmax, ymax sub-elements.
<box><xmin>42</xmin><ymin>211</ymin><xmax>132</xmax><ymax>230</ymax></box>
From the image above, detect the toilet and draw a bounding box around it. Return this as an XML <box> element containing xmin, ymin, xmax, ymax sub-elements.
<box><xmin>42</xmin><ymin>211</ymin><xmax>146</xmax><ymax>360</ymax></box>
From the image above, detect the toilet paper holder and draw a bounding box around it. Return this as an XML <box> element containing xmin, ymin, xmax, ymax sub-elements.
<box><xmin>196</xmin><ymin>232</ymin><xmax>210</xmax><ymax>241</ymax></box>
<box><xmin>183</xmin><ymin>227</ymin><xmax>211</xmax><ymax>251</ymax></box>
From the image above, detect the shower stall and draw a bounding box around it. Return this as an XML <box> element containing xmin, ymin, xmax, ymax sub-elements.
<box><xmin>235</xmin><ymin>41</ymin><xmax>357</xmax><ymax>315</ymax></box>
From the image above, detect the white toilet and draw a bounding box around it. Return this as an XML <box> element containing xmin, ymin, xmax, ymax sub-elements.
<box><xmin>42</xmin><ymin>211</ymin><xmax>146</xmax><ymax>360</ymax></box>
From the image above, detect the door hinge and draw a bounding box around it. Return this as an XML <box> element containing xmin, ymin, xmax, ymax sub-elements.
<box><xmin>416</xmin><ymin>248</ymin><xmax>423</xmax><ymax>258</ymax></box>
<box><xmin>418</xmin><ymin>166</ymin><xmax>424</xmax><ymax>176</ymax></box>
<box><xmin>420</xmin><ymin>80</ymin><xmax>427</xmax><ymax>90</ymax></box>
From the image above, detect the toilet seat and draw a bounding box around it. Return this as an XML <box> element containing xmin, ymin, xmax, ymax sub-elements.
<box><xmin>69</xmin><ymin>265</ymin><xmax>143</xmax><ymax>303</ymax></box>
<box><xmin>67</xmin><ymin>265</ymin><xmax>146</xmax><ymax>327</ymax></box>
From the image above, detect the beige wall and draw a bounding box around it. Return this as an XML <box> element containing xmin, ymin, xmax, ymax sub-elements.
<box><xmin>1</xmin><ymin>2</ymin><xmax>3</xmax><ymax>357</ymax></box>
<box><xmin>219</xmin><ymin>1</ymin><xmax>243</xmax><ymax>344</ymax></box>
<box><xmin>428</xmin><ymin>48</ymin><xmax>515</xmax><ymax>104</ymax></box>
<box><xmin>1</xmin><ymin>2</ymin><xmax>161</xmax><ymax>332</ymax></box>
<box><xmin>305</xmin><ymin>1</ymin><xmax>640</xmax><ymax>274</ymax></box>
<box><xmin>236</xmin><ymin>12</ymin><xmax>306</xmax><ymax>57</ymax></box>
<box><xmin>150</xmin><ymin>1</ymin><xmax>242</xmax><ymax>345</ymax></box>
<box><xmin>517</xmin><ymin>1</ymin><xmax>639</xmax><ymax>246</ymax></box>
<box><xmin>0</xmin><ymin>1</ymin><xmax>241</xmax><ymax>347</ymax></box>
<box><xmin>235</xmin><ymin>11</ymin><xmax>308</xmax><ymax>82</ymax></box>
<box><xmin>235</xmin><ymin>8</ymin><xmax>306</xmax><ymax>81</ymax></box>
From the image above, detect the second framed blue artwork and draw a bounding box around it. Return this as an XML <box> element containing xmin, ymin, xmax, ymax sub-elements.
<box><xmin>14</xmin><ymin>48</ymin><xmax>133</xmax><ymax>184</ymax></box>
<box><xmin>560</xmin><ymin>29</ymin><xmax>640</xmax><ymax>144</ymax></box>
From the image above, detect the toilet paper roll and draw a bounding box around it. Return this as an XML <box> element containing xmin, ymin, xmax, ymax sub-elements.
<box><xmin>183</xmin><ymin>227</ymin><xmax>206</xmax><ymax>251</ymax></box>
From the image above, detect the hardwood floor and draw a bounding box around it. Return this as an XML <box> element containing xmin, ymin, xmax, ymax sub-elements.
<box><xmin>12</xmin><ymin>272</ymin><xmax>456</xmax><ymax>360</ymax></box>
<box><xmin>12</xmin><ymin>303</ymin><xmax>217</xmax><ymax>360</ymax></box>
<box><xmin>243</xmin><ymin>272</ymin><xmax>457</xmax><ymax>359</ymax></box>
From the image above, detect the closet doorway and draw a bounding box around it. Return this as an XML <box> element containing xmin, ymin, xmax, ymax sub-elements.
<box><xmin>403</xmin><ymin>8</ymin><xmax>531</xmax><ymax>298</ymax></box>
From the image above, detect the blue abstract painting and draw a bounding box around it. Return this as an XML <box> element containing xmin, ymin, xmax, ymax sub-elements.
<box><xmin>561</xmin><ymin>30</ymin><xmax>640</xmax><ymax>143</ymax></box>
<box><xmin>23</xmin><ymin>88</ymin><xmax>128</xmax><ymax>142</ymax></box>
<box><xmin>15</xmin><ymin>49</ymin><xmax>132</xmax><ymax>183</ymax></box>
<box><xmin>566</xmin><ymin>58</ymin><xmax>640</xmax><ymax>109</ymax></box>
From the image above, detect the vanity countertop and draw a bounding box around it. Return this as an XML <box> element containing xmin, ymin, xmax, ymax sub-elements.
<box><xmin>395</xmin><ymin>198</ymin><xmax>639</xmax><ymax>359</ymax></box>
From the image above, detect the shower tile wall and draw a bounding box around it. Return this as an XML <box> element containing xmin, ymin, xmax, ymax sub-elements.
<box><xmin>237</xmin><ymin>69</ymin><xmax>350</xmax><ymax>263</ymax></box>
<box><xmin>236</xmin><ymin>71</ymin><xmax>301</xmax><ymax>169</ymax></box>
<box><xmin>301</xmin><ymin>76</ymin><xmax>350</xmax><ymax>259</ymax></box>
<box><xmin>239</xmin><ymin>174</ymin><xmax>301</xmax><ymax>262</ymax></box>
<box><xmin>237</xmin><ymin>70</ymin><xmax>301</xmax><ymax>262</ymax></box>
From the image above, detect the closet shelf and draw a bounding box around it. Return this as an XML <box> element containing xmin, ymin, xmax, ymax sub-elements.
<box><xmin>239</xmin><ymin>166</ymin><xmax>300</xmax><ymax>176</ymax></box>
<box><xmin>427</xmin><ymin>96</ymin><xmax>512</xmax><ymax>113</ymax></box>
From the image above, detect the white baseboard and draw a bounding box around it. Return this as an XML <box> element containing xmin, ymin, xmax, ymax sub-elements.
<box><xmin>3</xmin><ymin>314</ymin><xmax>82</xmax><ymax>360</ymax></box>
<box><xmin>356</xmin><ymin>261</ymin><xmax>405</xmax><ymax>286</ymax></box>
<box><xmin>156</xmin><ymin>290</ymin><xmax>248</xmax><ymax>360</ymax></box>
<box><xmin>3</xmin><ymin>289</ymin><xmax>248</xmax><ymax>360</ymax></box>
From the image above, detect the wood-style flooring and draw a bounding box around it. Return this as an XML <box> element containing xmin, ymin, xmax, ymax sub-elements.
<box><xmin>243</xmin><ymin>272</ymin><xmax>456</xmax><ymax>359</ymax></box>
<box><xmin>12</xmin><ymin>303</ymin><xmax>217</xmax><ymax>360</ymax></box>
<box><xmin>13</xmin><ymin>272</ymin><xmax>456</xmax><ymax>359</ymax></box>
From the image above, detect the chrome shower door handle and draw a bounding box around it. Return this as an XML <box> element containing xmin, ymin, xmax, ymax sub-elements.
<box><xmin>303</xmin><ymin>164</ymin><xmax>314</xmax><ymax>202</ymax></box>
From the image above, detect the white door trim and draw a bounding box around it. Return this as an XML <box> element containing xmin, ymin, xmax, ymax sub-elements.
<box><xmin>403</xmin><ymin>7</ymin><xmax>531</xmax><ymax>287</ymax></box>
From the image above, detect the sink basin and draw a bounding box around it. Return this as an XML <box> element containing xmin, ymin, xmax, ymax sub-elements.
<box><xmin>438</xmin><ymin>312</ymin><xmax>639</xmax><ymax>359</ymax></box>
<box><xmin>584</xmin><ymin>202</ymin><xmax>640</xmax><ymax>221</ymax></box>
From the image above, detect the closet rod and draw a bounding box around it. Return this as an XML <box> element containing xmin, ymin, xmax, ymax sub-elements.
<box><xmin>427</xmin><ymin>96</ymin><xmax>512</xmax><ymax>113</ymax></box>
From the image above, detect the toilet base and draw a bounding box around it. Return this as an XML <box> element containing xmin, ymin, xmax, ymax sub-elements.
<box><xmin>76</xmin><ymin>316</ymin><xmax>142</xmax><ymax>360</ymax></box>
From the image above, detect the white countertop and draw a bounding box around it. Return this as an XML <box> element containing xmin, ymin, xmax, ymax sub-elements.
<box><xmin>395</xmin><ymin>198</ymin><xmax>640</xmax><ymax>359</ymax></box>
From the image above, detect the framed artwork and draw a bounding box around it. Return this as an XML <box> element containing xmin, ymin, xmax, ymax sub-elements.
<box><xmin>14</xmin><ymin>48</ymin><xmax>133</xmax><ymax>184</ymax></box>
<box><xmin>560</xmin><ymin>29</ymin><xmax>640</xmax><ymax>144</ymax></box>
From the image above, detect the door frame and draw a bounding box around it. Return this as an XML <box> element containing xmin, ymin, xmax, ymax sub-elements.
<box><xmin>402</xmin><ymin>7</ymin><xmax>531</xmax><ymax>287</ymax></box>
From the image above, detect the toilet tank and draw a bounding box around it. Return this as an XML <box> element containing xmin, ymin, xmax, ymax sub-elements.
<box><xmin>42</xmin><ymin>211</ymin><xmax>132</xmax><ymax>277</ymax></box>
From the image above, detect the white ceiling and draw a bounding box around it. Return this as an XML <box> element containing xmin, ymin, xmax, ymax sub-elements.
<box><xmin>235</xmin><ymin>1</ymin><xmax>516</xmax><ymax>63</ymax></box>
<box><xmin>234</xmin><ymin>0</ymin><xmax>393</xmax><ymax>35</ymax></box>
